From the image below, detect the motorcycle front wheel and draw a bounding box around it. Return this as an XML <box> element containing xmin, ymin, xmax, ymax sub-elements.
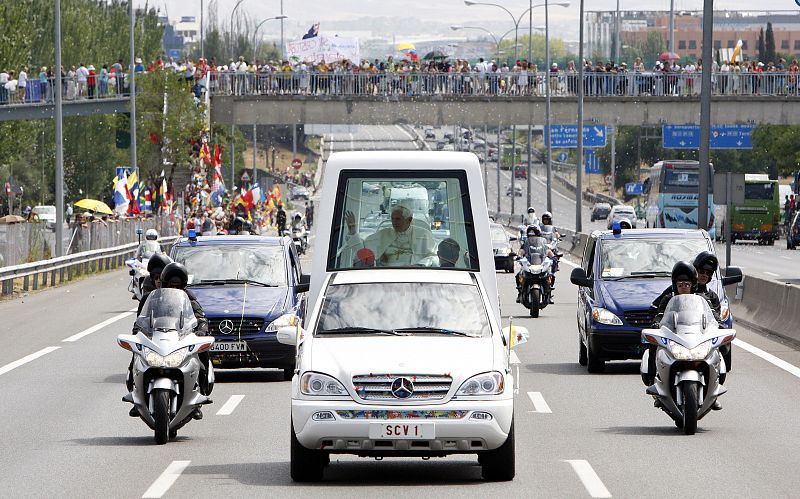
<box><xmin>528</xmin><ymin>288</ymin><xmax>540</xmax><ymax>318</ymax></box>
<box><xmin>152</xmin><ymin>388</ymin><xmax>171</xmax><ymax>445</ymax></box>
<box><xmin>681</xmin><ymin>382</ymin><xmax>699</xmax><ymax>435</ymax></box>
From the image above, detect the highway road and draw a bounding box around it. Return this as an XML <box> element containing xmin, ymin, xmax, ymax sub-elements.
<box><xmin>2</xmin><ymin>242</ymin><xmax>800</xmax><ymax>497</ymax></box>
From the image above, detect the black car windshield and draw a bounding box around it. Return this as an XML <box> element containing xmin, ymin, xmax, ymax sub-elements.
<box><xmin>317</xmin><ymin>282</ymin><xmax>490</xmax><ymax>338</ymax></box>
<box><xmin>173</xmin><ymin>244</ymin><xmax>288</xmax><ymax>286</ymax></box>
<box><xmin>600</xmin><ymin>238</ymin><xmax>709</xmax><ymax>278</ymax></box>
<box><xmin>139</xmin><ymin>288</ymin><xmax>196</xmax><ymax>334</ymax></box>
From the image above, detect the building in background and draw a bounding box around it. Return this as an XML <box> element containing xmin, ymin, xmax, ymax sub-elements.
<box><xmin>586</xmin><ymin>10</ymin><xmax>800</xmax><ymax>63</ymax></box>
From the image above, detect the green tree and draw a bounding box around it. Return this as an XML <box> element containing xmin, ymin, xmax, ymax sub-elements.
<box><xmin>765</xmin><ymin>22</ymin><xmax>776</xmax><ymax>63</ymax></box>
<box><xmin>757</xmin><ymin>27</ymin><xmax>766</xmax><ymax>62</ymax></box>
<box><xmin>752</xmin><ymin>125</ymin><xmax>800</xmax><ymax>176</ymax></box>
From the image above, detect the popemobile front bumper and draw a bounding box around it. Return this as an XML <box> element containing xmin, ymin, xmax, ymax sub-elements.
<box><xmin>292</xmin><ymin>398</ymin><xmax>514</xmax><ymax>453</ymax></box>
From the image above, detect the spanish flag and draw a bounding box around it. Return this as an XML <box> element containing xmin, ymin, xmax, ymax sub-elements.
<box><xmin>730</xmin><ymin>40</ymin><xmax>743</xmax><ymax>64</ymax></box>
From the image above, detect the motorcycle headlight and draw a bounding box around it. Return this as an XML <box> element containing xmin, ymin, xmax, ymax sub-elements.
<box><xmin>720</xmin><ymin>304</ymin><xmax>730</xmax><ymax>322</ymax></box>
<box><xmin>300</xmin><ymin>372</ymin><xmax>348</xmax><ymax>396</ymax></box>
<box><xmin>592</xmin><ymin>308</ymin><xmax>623</xmax><ymax>326</ymax></box>
<box><xmin>456</xmin><ymin>372</ymin><xmax>505</xmax><ymax>396</ymax></box>
<box><xmin>142</xmin><ymin>346</ymin><xmax>190</xmax><ymax>368</ymax></box>
<box><xmin>266</xmin><ymin>313</ymin><xmax>300</xmax><ymax>332</ymax></box>
<box><xmin>668</xmin><ymin>340</ymin><xmax>711</xmax><ymax>361</ymax></box>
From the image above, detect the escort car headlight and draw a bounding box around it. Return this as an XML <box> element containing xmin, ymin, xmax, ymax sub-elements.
<box><xmin>668</xmin><ymin>340</ymin><xmax>711</xmax><ymax>361</ymax></box>
<box><xmin>592</xmin><ymin>307</ymin><xmax>623</xmax><ymax>326</ymax></box>
<box><xmin>300</xmin><ymin>372</ymin><xmax>348</xmax><ymax>396</ymax></box>
<box><xmin>142</xmin><ymin>346</ymin><xmax>189</xmax><ymax>368</ymax></box>
<box><xmin>456</xmin><ymin>372</ymin><xmax>505</xmax><ymax>396</ymax></box>
<box><xmin>266</xmin><ymin>313</ymin><xmax>300</xmax><ymax>332</ymax></box>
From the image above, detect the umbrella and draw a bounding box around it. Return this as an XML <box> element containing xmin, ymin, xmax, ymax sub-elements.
<box><xmin>0</xmin><ymin>214</ymin><xmax>25</xmax><ymax>224</ymax></box>
<box><xmin>74</xmin><ymin>198</ymin><xmax>113</xmax><ymax>215</ymax></box>
<box><xmin>422</xmin><ymin>50</ymin><xmax>448</xmax><ymax>60</ymax></box>
<box><xmin>659</xmin><ymin>51</ymin><xmax>680</xmax><ymax>61</ymax></box>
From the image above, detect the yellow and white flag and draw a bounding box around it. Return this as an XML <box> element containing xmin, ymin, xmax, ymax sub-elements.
<box><xmin>509</xmin><ymin>325</ymin><xmax>529</xmax><ymax>348</ymax></box>
<box><xmin>730</xmin><ymin>40</ymin><xmax>742</xmax><ymax>64</ymax></box>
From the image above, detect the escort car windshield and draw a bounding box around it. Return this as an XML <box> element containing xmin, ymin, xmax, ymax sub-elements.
<box><xmin>172</xmin><ymin>244</ymin><xmax>288</xmax><ymax>287</ymax></box>
<box><xmin>327</xmin><ymin>171</ymin><xmax>478</xmax><ymax>271</ymax></box>
<box><xmin>600</xmin><ymin>238</ymin><xmax>710</xmax><ymax>279</ymax></box>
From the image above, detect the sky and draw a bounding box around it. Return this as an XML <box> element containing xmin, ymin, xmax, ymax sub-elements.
<box><xmin>139</xmin><ymin>0</ymin><xmax>800</xmax><ymax>41</ymax></box>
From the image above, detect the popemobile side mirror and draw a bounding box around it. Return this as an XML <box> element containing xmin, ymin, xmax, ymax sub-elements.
<box><xmin>570</xmin><ymin>267</ymin><xmax>592</xmax><ymax>287</ymax></box>
<box><xmin>721</xmin><ymin>266</ymin><xmax>743</xmax><ymax>286</ymax></box>
<box><xmin>276</xmin><ymin>325</ymin><xmax>301</xmax><ymax>346</ymax></box>
<box><xmin>296</xmin><ymin>273</ymin><xmax>311</xmax><ymax>293</ymax></box>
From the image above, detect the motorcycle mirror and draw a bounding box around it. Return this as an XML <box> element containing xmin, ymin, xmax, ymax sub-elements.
<box><xmin>179</xmin><ymin>311</ymin><xmax>184</xmax><ymax>330</ymax></box>
<box><xmin>721</xmin><ymin>266</ymin><xmax>743</xmax><ymax>286</ymax></box>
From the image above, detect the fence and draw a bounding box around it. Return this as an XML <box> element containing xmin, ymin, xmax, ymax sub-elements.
<box><xmin>0</xmin><ymin>215</ymin><xmax>178</xmax><ymax>268</ymax></box>
<box><xmin>0</xmin><ymin>235</ymin><xmax>178</xmax><ymax>298</ymax></box>
<box><xmin>207</xmin><ymin>71</ymin><xmax>800</xmax><ymax>99</ymax></box>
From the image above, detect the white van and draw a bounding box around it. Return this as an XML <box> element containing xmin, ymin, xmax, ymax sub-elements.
<box><xmin>282</xmin><ymin>151</ymin><xmax>525</xmax><ymax>481</ymax></box>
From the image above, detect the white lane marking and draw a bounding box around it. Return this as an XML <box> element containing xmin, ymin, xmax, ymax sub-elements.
<box><xmin>510</xmin><ymin>351</ymin><xmax>521</xmax><ymax>365</ymax></box>
<box><xmin>755</xmin><ymin>251</ymin><xmax>764</xmax><ymax>255</ymax></box>
<box><xmin>563</xmin><ymin>459</ymin><xmax>612</xmax><ymax>498</ymax></box>
<box><xmin>763</xmin><ymin>271</ymin><xmax>780</xmax><ymax>277</ymax></box>
<box><xmin>560</xmin><ymin>258</ymin><xmax>579</xmax><ymax>268</ymax></box>
<box><xmin>0</xmin><ymin>347</ymin><xmax>61</xmax><ymax>377</ymax></box>
<box><xmin>216</xmin><ymin>395</ymin><xmax>245</xmax><ymax>416</ymax></box>
<box><xmin>781</xmin><ymin>256</ymin><xmax>792</xmax><ymax>260</ymax></box>
<box><xmin>142</xmin><ymin>460</ymin><xmax>191</xmax><ymax>499</ymax></box>
<box><xmin>734</xmin><ymin>339</ymin><xmax>800</xmax><ymax>379</ymax></box>
<box><xmin>532</xmin><ymin>174</ymin><xmax>575</xmax><ymax>203</ymax></box>
<box><xmin>527</xmin><ymin>391</ymin><xmax>552</xmax><ymax>413</ymax></box>
<box><xmin>62</xmin><ymin>310</ymin><xmax>135</xmax><ymax>342</ymax></box>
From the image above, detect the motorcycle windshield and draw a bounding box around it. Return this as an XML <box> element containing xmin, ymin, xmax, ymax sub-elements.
<box><xmin>139</xmin><ymin>288</ymin><xmax>197</xmax><ymax>337</ymax></box>
<box><xmin>527</xmin><ymin>252</ymin><xmax>544</xmax><ymax>265</ymax></box>
<box><xmin>662</xmin><ymin>294</ymin><xmax>717</xmax><ymax>334</ymax></box>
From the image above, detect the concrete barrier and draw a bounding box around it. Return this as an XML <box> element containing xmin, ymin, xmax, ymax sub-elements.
<box><xmin>731</xmin><ymin>275</ymin><xmax>800</xmax><ymax>345</ymax></box>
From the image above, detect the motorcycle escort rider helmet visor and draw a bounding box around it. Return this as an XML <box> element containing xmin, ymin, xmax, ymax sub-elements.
<box><xmin>693</xmin><ymin>250</ymin><xmax>718</xmax><ymax>277</ymax></box>
<box><xmin>541</xmin><ymin>211</ymin><xmax>552</xmax><ymax>224</ymax></box>
<box><xmin>145</xmin><ymin>228</ymin><xmax>159</xmax><ymax>240</ymax></box>
<box><xmin>526</xmin><ymin>225</ymin><xmax>541</xmax><ymax>237</ymax></box>
<box><xmin>147</xmin><ymin>254</ymin><xmax>172</xmax><ymax>281</ymax></box>
<box><xmin>161</xmin><ymin>262</ymin><xmax>190</xmax><ymax>289</ymax></box>
<box><xmin>671</xmin><ymin>261</ymin><xmax>698</xmax><ymax>293</ymax></box>
<box><xmin>527</xmin><ymin>206</ymin><xmax>536</xmax><ymax>214</ymax></box>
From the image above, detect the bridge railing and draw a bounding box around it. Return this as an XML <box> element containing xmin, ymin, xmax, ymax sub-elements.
<box><xmin>207</xmin><ymin>71</ymin><xmax>800</xmax><ymax>98</ymax></box>
<box><xmin>0</xmin><ymin>73</ymin><xmax>137</xmax><ymax>106</ymax></box>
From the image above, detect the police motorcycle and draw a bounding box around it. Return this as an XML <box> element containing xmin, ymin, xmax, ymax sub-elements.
<box><xmin>516</xmin><ymin>252</ymin><xmax>554</xmax><ymax>318</ymax></box>
<box><xmin>288</xmin><ymin>214</ymin><xmax>309</xmax><ymax>255</ymax></box>
<box><xmin>117</xmin><ymin>289</ymin><xmax>215</xmax><ymax>444</ymax></box>
<box><xmin>639</xmin><ymin>294</ymin><xmax>735</xmax><ymax>435</ymax></box>
<box><xmin>126</xmin><ymin>229</ymin><xmax>161</xmax><ymax>301</ymax></box>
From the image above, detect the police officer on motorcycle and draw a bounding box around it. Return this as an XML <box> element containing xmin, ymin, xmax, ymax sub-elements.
<box><xmin>693</xmin><ymin>251</ymin><xmax>731</xmax><ymax>383</ymax></box>
<box><xmin>160</xmin><ymin>262</ymin><xmax>213</xmax><ymax>418</ymax></box>
<box><xmin>137</xmin><ymin>254</ymin><xmax>173</xmax><ymax>315</ymax></box>
<box><xmin>525</xmin><ymin>207</ymin><xmax>539</xmax><ymax>226</ymax></box>
<box><xmin>516</xmin><ymin>225</ymin><xmax>553</xmax><ymax>303</ymax></box>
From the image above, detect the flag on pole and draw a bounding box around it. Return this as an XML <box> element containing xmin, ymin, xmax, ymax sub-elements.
<box><xmin>113</xmin><ymin>172</ymin><xmax>130</xmax><ymax>215</ymax></box>
<box><xmin>730</xmin><ymin>40</ymin><xmax>743</xmax><ymax>64</ymax></box>
<box><xmin>508</xmin><ymin>324</ymin><xmax>529</xmax><ymax>348</ymax></box>
<box><xmin>302</xmin><ymin>22</ymin><xmax>320</xmax><ymax>39</ymax></box>
<box><xmin>212</xmin><ymin>144</ymin><xmax>222</xmax><ymax>167</ymax></box>
<box><xmin>144</xmin><ymin>187</ymin><xmax>152</xmax><ymax>211</ymax></box>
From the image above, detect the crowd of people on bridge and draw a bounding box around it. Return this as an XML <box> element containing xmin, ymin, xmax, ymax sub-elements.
<box><xmin>3</xmin><ymin>52</ymin><xmax>800</xmax><ymax>105</ymax></box>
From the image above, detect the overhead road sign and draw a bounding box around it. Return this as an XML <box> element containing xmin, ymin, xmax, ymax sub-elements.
<box><xmin>662</xmin><ymin>124</ymin><xmax>753</xmax><ymax>149</ymax></box>
<box><xmin>624</xmin><ymin>182</ymin><xmax>644</xmax><ymax>196</ymax></box>
<box><xmin>546</xmin><ymin>125</ymin><xmax>608</xmax><ymax>149</ymax></box>
<box><xmin>584</xmin><ymin>149</ymin><xmax>601</xmax><ymax>174</ymax></box>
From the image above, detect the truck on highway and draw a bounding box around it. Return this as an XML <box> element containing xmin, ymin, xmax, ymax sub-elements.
<box><xmin>727</xmin><ymin>174</ymin><xmax>780</xmax><ymax>245</ymax></box>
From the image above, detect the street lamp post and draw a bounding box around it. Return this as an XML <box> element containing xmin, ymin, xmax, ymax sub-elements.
<box><xmin>576</xmin><ymin>0</ymin><xmax>585</xmax><ymax>233</ymax></box>
<box><xmin>230</xmin><ymin>0</ymin><xmax>247</xmax><ymax>58</ymax></box>
<box><xmin>253</xmin><ymin>16</ymin><xmax>288</xmax><ymax>62</ymax></box>
<box><xmin>200</xmin><ymin>0</ymin><xmax>204</xmax><ymax>60</ymax></box>
<box><xmin>54</xmin><ymin>0</ymin><xmax>64</xmax><ymax>256</ymax></box>
<box><xmin>129</xmin><ymin>0</ymin><xmax>137</xmax><ymax>192</ymax></box>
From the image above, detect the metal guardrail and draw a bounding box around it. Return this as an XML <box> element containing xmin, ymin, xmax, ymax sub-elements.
<box><xmin>0</xmin><ymin>236</ymin><xmax>178</xmax><ymax>297</ymax></box>
<box><xmin>206</xmin><ymin>71</ymin><xmax>800</xmax><ymax>98</ymax></box>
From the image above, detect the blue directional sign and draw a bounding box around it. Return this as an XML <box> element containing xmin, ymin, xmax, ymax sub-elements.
<box><xmin>546</xmin><ymin>125</ymin><xmax>608</xmax><ymax>148</ymax></box>
<box><xmin>584</xmin><ymin>149</ymin><xmax>601</xmax><ymax>174</ymax></box>
<box><xmin>557</xmin><ymin>152</ymin><xmax>568</xmax><ymax>162</ymax></box>
<box><xmin>625</xmin><ymin>182</ymin><xmax>644</xmax><ymax>196</ymax></box>
<box><xmin>662</xmin><ymin>124</ymin><xmax>753</xmax><ymax>149</ymax></box>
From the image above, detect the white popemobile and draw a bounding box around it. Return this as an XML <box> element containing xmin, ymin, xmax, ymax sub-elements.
<box><xmin>277</xmin><ymin>151</ymin><xmax>527</xmax><ymax>481</ymax></box>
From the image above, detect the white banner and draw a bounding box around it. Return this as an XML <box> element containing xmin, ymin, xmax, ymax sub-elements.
<box><xmin>287</xmin><ymin>35</ymin><xmax>360</xmax><ymax>64</ymax></box>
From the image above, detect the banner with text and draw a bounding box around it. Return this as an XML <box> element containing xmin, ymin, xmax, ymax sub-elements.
<box><xmin>287</xmin><ymin>36</ymin><xmax>361</xmax><ymax>64</ymax></box>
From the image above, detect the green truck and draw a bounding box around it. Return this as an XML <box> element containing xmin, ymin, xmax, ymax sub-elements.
<box><xmin>729</xmin><ymin>174</ymin><xmax>780</xmax><ymax>245</ymax></box>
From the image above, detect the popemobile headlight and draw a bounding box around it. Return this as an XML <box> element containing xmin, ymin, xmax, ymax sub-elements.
<box><xmin>456</xmin><ymin>372</ymin><xmax>505</xmax><ymax>396</ymax></box>
<box><xmin>592</xmin><ymin>307</ymin><xmax>623</xmax><ymax>326</ymax></box>
<box><xmin>300</xmin><ymin>372</ymin><xmax>348</xmax><ymax>397</ymax></box>
<box><xmin>142</xmin><ymin>346</ymin><xmax>189</xmax><ymax>368</ymax></box>
<box><xmin>668</xmin><ymin>340</ymin><xmax>711</xmax><ymax>361</ymax></box>
<box><xmin>266</xmin><ymin>313</ymin><xmax>300</xmax><ymax>332</ymax></box>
